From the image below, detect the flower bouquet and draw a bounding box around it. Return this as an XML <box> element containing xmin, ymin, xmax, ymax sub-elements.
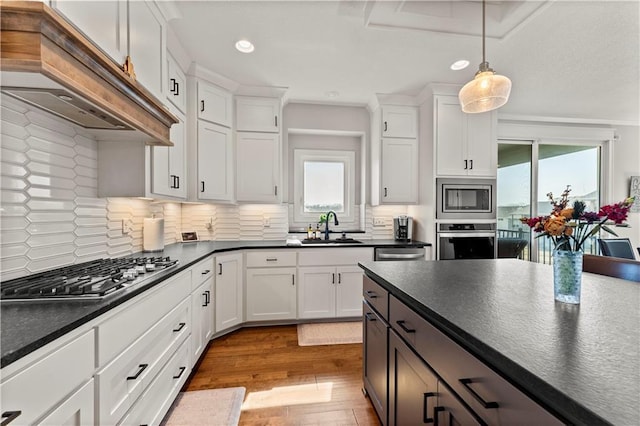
<box><xmin>520</xmin><ymin>185</ymin><xmax>635</xmax><ymax>303</ymax></box>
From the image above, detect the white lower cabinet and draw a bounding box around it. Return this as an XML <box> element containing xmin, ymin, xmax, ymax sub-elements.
<box><xmin>246</xmin><ymin>267</ymin><xmax>297</xmax><ymax>321</ymax></box>
<box><xmin>0</xmin><ymin>330</ymin><xmax>95</xmax><ymax>426</ymax></box>
<box><xmin>118</xmin><ymin>338</ymin><xmax>191</xmax><ymax>426</ymax></box>
<box><xmin>298</xmin><ymin>265</ymin><xmax>364</xmax><ymax>319</ymax></box>
<box><xmin>215</xmin><ymin>252</ymin><xmax>244</xmax><ymax>333</ymax></box>
<box><xmin>38</xmin><ymin>379</ymin><xmax>94</xmax><ymax>426</ymax></box>
<box><xmin>96</xmin><ymin>298</ymin><xmax>190</xmax><ymax>425</ymax></box>
<box><xmin>191</xmin><ymin>277</ymin><xmax>214</xmax><ymax>364</ymax></box>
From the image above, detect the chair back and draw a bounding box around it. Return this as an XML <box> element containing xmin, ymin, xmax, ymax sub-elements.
<box><xmin>583</xmin><ymin>254</ymin><xmax>640</xmax><ymax>282</ymax></box>
<box><xmin>597</xmin><ymin>238</ymin><xmax>636</xmax><ymax>260</ymax></box>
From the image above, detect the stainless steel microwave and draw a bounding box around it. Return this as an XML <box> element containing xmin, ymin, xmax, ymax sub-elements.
<box><xmin>436</xmin><ymin>178</ymin><xmax>496</xmax><ymax>220</ymax></box>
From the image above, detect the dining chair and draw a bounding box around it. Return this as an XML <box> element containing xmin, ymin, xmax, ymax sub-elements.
<box><xmin>583</xmin><ymin>254</ymin><xmax>640</xmax><ymax>282</ymax></box>
<box><xmin>597</xmin><ymin>238</ymin><xmax>636</xmax><ymax>260</ymax></box>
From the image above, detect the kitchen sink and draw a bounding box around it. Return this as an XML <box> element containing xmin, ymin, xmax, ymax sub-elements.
<box><xmin>301</xmin><ymin>238</ymin><xmax>362</xmax><ymax>245</ymax></box>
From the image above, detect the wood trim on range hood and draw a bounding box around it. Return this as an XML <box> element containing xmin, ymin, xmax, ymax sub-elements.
<box><xmin>0</xmin><ymin>1</ymin><xmax>176</xmax><ymax>146</ymax></box>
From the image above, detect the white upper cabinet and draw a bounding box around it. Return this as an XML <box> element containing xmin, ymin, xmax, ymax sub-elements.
<box><xmin>151</xmin><ymin>103</ymin><xmax>186</xmax><ymax>199</ymax></box>
<box><xmin>52</xmin><ymin>0</ymin><xmax>127</xmax><ymax>65</ymax></box>
<box><xmin>52</xmin><ymin>0</ymin><xmax>166</xmax><ymax>102</ymax></box>
<box><xmin>197</xmin><ymin>81</ymin><xmax>233</xmax><ymax>128</ymax></box>
<box><xmin>235</xmin><ymin>97</ymin><xmax>280</xmax><ymax>133</ymax></box>
<box><xmin>381</xmin><ymin>105</ymin><xmax>418</xmax><ymax>138</ymax></box>
<box><xmin>197</xmin><ymin>121</ymin><xmax>234</xmax><ymax>202</ymax></box>
<box><xmin>166</xmin><ymin>53</ymin><xmax>186</xmax><ymax>113</ymax></box>
<box><xmin>435</xmin><ymin>95</ymin><xmax>497</xmax><ymax>177</ymax></box>
<box><xmin>128</xmin><ymin>0</ymin><xmax>166</xmax><ymax>101</ymax></box>
<box><xmin>381</xmin><ymin>138</ymin><xmax>418</xmax><ymax>203</ymax></box>
<box><xmin>236</xmin><ymin>132</ymin><xmax>280</xmax><ymax>203</ymax></box>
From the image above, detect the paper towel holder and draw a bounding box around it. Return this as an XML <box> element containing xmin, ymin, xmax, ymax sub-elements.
<box><xmin>181</xmin><ymin>231</ymin><xmax>199</xmax><ymax>243</ymax></box>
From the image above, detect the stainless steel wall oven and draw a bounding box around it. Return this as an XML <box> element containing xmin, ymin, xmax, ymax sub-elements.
<box><xmin>437</xmin><ymin>223</ymin><xmax>497</xmax><ymax>260</ymax></box>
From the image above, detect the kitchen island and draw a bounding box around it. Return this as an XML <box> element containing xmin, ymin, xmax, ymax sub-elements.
<box><xmin>359</xmin><ymin>259</ymin><xmax>639</xmax><ymax>425</ymax></box>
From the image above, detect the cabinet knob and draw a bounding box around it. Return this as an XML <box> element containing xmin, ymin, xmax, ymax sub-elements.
<box><xmin>173</xmin><ymin>366</ymin><xmax>186</xmax><ymax>379</ymax></box>
<box><xmin>126</xmin><ymin>364</ymin><xmax>149</xmax><ymax>380</ymax></box>
<box><xmin>1</xmin><ymin>411</ymin><xmax>22</xmax><ymax>426</ymax></box>
<box><xmin>459</xmin><ymin>378</ymin><xmax>499</xmax><ymax>408</ymax></box>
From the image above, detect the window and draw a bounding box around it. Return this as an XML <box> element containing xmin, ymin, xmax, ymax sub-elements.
<box><xmin>497</xmin><ymin>141</ymin><xmax>602</xmax><ymax>263</ymax></box>
<box><xmin>294</xmin><ymin>149</ymin><xmax>355</xmax><ymax>224</ymax></box>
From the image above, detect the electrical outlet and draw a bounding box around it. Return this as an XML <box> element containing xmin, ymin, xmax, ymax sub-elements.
<box><xmin>263</xmin><ymin>217</ymin><xmax>271</xmax><ymax>227</ymax></box>
<box><xmin>373</xmin><ymin>217</ymin><xmax>385</xmax><ymax>227</ymax></box>
<box><xmin>122</xmin><ymin>219</ymin><xmax>134</xmax><ymax>235</ymax></box>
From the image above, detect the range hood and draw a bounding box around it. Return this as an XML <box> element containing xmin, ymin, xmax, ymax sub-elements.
<box><xmin>0</xmin><ymin>1</ymin><xmax>176</xmax><ymax>146</ymax></box>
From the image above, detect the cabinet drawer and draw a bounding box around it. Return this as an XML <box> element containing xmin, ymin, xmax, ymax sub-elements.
<box><xmin>119</xmin><ymin>337</ymin><xmax>191</xmax><ymax>426</ymax></box>
<box><xmin>96</xmin><ymin>298</ymin><xmax>190</xmax><ymax>426</ymax></box>
<box><xmin>0</xmin><ymin>330</ymin><xmax>94</xmax><ymax>425</ymax></box>
<box><xmin>298</xmin><ymin>247</ymin><xmax>373</xmax><ymax>266</ymax></box>
<box><xmin>389</xmin><ymin>294</ymin><xmax>426</xmax><ymax>349</ymax></box>
<box><xmin>363</xmin><ymin>275</ymin><xmax>388</xmax><ymax>320</ymax></box>
<box><xmin>246</xmin><ymin>251</ymin><xmax>297</xmax><ymax>268</ymax></box>
<box><xmin>415</xmin><ymin>317</ymin><xmax>563</xmax><ymax>425</ymax></box>
<box><xmin>97</xmin><ymin>269</ymin><xmax>190</xmax><ymax>365</ymax></box>
<box><xmin>192</xmin><ymin>256</ymin><xmax>215</xmax><ymax>289</ymax></box>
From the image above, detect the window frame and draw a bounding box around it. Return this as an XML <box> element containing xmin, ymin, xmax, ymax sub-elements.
<box><xmin>293</xmin><ymin>149</ymin><xmax>356</xmax><ymax>225</ymax></box>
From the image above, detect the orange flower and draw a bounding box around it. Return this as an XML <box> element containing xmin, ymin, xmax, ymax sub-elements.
<box><xmin>560</xmin><ymin>208</ymin><xmax>574</xmax><ymax>219</ymax></box>
<box><xmin>544</xmin><ymin>216</ymin><xmax>567</xmax><ymax>236</ymax></box>
<box><xmin>564</xmin><ymin>226</ymin><xmax>574</xmax><ymax>236</ymax></box>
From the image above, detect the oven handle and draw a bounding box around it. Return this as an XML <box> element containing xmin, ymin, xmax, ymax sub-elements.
<box><xmin>438</xmin><ymin>232</ymin><xmax>496</xmax><ymax>238</ymax></box>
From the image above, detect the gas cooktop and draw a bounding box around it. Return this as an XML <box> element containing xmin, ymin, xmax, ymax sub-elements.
<box><xmin>0</xmin><ymin>256</ymin><xmax>179</xmax><ymax>301</ymax></box>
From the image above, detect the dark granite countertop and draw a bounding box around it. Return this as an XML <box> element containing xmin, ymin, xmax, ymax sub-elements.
<box><xmin>359</xmin><ymin>259</ymin><xmax>640</xmax><ymax>426</ymax></box>
<box><xmin>1</xmin><ymin>239</ymin><xmax>428</xmax><ymax>368</ymax></box>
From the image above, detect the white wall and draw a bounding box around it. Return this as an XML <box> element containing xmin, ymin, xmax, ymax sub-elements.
<box><xmin>611</xmin><ymin>125</ymin><xmax>640</xmax><ymax>252</ymax></box>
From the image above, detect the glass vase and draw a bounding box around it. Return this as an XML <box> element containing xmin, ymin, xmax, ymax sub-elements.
<box><xmin>552</xmin><ymin>249</ymin><xmax>582</xmax><ymax>304</ymax></box>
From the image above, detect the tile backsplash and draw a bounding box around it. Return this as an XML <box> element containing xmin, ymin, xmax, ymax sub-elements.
<box><xmin>1</xmin><ymin>96</ymin><xmax>402</xmax><ymax>280</ymax></box>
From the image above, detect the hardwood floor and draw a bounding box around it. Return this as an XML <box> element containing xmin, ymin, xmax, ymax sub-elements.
<box><xmin>185</xmin><ymin>325</ymin><xmax>380</xmax><ymax>425</ymax></box>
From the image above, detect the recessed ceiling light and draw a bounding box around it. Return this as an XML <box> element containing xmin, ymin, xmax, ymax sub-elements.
<box><xmin>450</xmin><ymin>60</ymin><xmax>470</xmax><ymax>71</ymax></box>
<box><xmin>325</xmin><ymin>91</ymin><xmax>340</xmax><ymax>98</ymax></box>
<box><xmin>235</xmin><ymin>39</ymin><xmax>255</xmax><ymax>53</ymax></box>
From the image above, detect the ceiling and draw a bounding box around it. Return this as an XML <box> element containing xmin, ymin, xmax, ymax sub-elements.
<box><xmin>169</xmin><ymin>1</ymin><xmax>640</xmax><ymax>125</ymax></box>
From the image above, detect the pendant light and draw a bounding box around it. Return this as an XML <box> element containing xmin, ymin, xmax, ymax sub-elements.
<box><xmin>458</xmin><ymin>0</ymin><xmax>512</xmax><ymax>113</ymax></box>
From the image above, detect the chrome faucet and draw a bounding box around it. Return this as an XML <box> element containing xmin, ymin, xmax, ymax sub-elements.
<box><xmin>324</xmin><ymin>211</ymin><xmax>339</xmax><ymax>240</ymax></box>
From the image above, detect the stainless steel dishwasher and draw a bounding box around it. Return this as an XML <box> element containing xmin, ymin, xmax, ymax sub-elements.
<box><xmin>374</xmin><ymin>247</ymin><xmax>426</xmax><ymax>261</ymax></box>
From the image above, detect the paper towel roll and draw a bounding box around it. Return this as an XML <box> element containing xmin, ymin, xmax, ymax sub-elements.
<box><xmin>143</xmin><ymin>217</ymin><xmax>164</xmax><ymax>252</ymax></box>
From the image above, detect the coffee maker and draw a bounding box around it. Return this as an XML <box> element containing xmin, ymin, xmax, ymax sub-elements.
<box><xmin>393</xmin><ymin>216</ymin><xmax>413</xmax><ymax>241</ymax></box>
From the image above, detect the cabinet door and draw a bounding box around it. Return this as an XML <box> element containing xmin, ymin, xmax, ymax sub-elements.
<box><xmin>246</xmin><ymin>267</ymin><xmax>297</xmax><ymax>321</ymax></box>
<box><xmin>298</xmin><ymin>266</ymin><xmax>336</xmax><ymax>319</ymax></box>
<box><xmin>198</xmin><ymin>81</ymin><xmax>233</xmax><ymax>127</ymax></box>
<box><xmin>38</xmin><ymin>379</ymin><xmax>94</xmax><ymax>426</ymax></box>
<box><xmin>236</xmin><ymin>97</ymin><xmax>280</xmax><ymax>132</ymax></box>
<box><xmin>388</xmin><ymin>331</ymin><xmax>439</xmax><ymax>426</ymax></box>
<box><xmin>197</xmin><ymin>121</ymin><xmax>233</xmax><ymax>201</ymax></box>
<box><xmin>151</xmin><ymin>105</ymin><xmax>186</xmax><ymax>199</ymax></box>
<box><xmin>236</xmin><ymin>132</ymin><xmax>280</xmax><ymax>203</ymax></box>
<box><xmin>436</xmin><ymin>380</ymin><xmax>484</xmax><ymax>426</ymax></box>
<box><xmin>215</xmin><ymin>253</ymin><xmax>243</xmax><ymax>332</ymax></box>
<box><xmin>335</xmin><ymin>266</ymin><xmax>364</xmax><ymax>317</ymax></box>
<box><xmin>167</xmin><ymin>53</ymin><xmax>187</xmax><ymax>113</ymax></box>
<box><xmin>363</xmin><ymin>302</ymin><xmax>388</xmax><ymax>425</ymax></box>
<box><xmin>52</xmin><ymin>0</ymin><xmax>127</xmax><ymax>65</ymax></box>
<box><xmin>465</xmin><ymin>111</ymin><xmax>497</xmax><ymax>177</ymax></box>
<box><xmin>191</xmin><ymin>278</ymin><xmax>213</xmax><ymax>363</ymax></box>
<box><xmin>381</xmin><ymin>138</ymin><xmax>418</xmax><ymax>203</ymax></box>
<box><xmin>128</xmin><ymin>0</ymin><xmax>166</xmax><ymax>101</ymax></box>
<box><xmin>435</xmin><ymin>96</ymin><xmax>467</xmax><ymax>176</ymax></box>
<box><xmin>382</xmin><ymin>106</ymin><xmax>417</xmax><ymax>138</ymax></box>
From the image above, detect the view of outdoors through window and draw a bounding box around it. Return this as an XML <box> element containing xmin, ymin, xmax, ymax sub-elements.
<box><xmin>497</xmin><ymin>143</ymin><xmax>600</xmax><ymax>263</ymax></box>
<box><xmin>303</xmin><ymin>161</ymin><xmax>344</xmax><ymax>212</ymax></box>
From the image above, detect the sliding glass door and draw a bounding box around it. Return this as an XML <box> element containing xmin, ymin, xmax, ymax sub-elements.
<box><xmin>497</xmin><ymin>141</ymin><xmax>601</xmax><ymax>263</ymax></box>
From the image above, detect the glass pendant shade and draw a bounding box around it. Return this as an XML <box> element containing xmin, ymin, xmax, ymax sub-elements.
<box><xmin>459</xmin><ymin>67</ymin><xmax>512</xmax><ymax>113</ymax></box>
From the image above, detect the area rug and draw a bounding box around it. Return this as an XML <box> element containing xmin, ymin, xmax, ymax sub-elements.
<box><xmin>297</xmin><ymin>321</ymin><xmax>363</xmax><ymax>346</ymax></box>
<box><xmin>161</xmin><ymin>387</ymin><xmax>246</xmax><ymax>426</ymax></box>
